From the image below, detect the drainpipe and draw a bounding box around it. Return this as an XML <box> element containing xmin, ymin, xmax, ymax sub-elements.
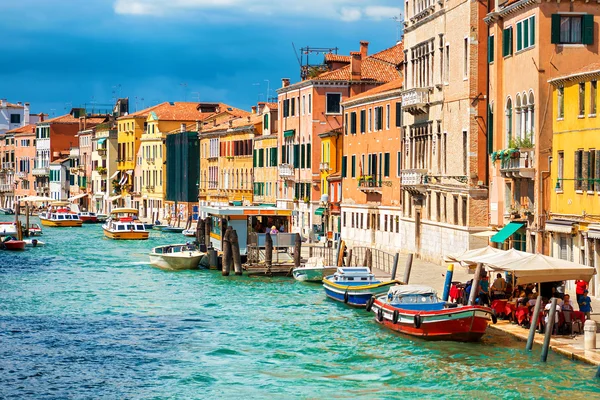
<box><xmin>539</xmin><ymin>156</ymin><xmax>551</xmax><ymax>254</ymax></box>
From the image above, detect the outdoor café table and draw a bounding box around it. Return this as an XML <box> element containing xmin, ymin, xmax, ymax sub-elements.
<box><xmin>515</xmin><ymin>306</ymin><xmax>530</xmax><ymax>325</ymax></box>
<box><xmin>505</xmin><ymin>302</ymin><xmax>517</xmax><ymax>321</ymax></box>
<box><xmin>491</xmin><ymin>299</ymin><xmax>508</xmax><ymax>316</ymax></box>
<box><xmin>558</xmin><ymin>310</ymin><xmax>586</xmax><ymax>326</ymax></box>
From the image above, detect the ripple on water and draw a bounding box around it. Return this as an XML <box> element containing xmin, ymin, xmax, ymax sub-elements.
<box><xmin>1</xmin><ymin>218</ymin><xmax>600</xmax><ymax>399</ymax></box>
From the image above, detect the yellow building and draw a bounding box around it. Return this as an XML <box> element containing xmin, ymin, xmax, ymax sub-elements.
<box><xmin>318</xmin><ymin>129</ymin><xmax>342</xmax><ymax>236</ymax></box>
<box><xmin>549</xmin><ymin>65</ymin><xmax>600</xmax><ymax>296</ymax></box>
<box><xmin>199</xmin><ymin>113</ymin><xmax>259</xmax><ymax>209</ymax></box>
<box><xmin>252</xmin><ymin>103</ymin><xmax>278</xmax><ymax>206</ymax></box>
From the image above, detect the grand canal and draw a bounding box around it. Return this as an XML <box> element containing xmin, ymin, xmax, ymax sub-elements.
<box><xmin>1</xmin><ymin>217</ymin><xmax>600</xmax><ymax>399</ymax></box>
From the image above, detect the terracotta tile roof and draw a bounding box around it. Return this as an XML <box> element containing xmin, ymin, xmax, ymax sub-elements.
<box><xmin>42</xmin><ymin>114</ymin><xmax>107</xmax><ymax>125</ymax></box>
<box><xmin>324</xmin><ymin>53</ymin><xmax>351</xmax><ymax>63</ymax></box>
<box><xmin>5</xmin><ymin>123</ymin><xmax>36</xmax><ymax>135</ymax></box>
<box><xmin>259</xmin><ymin>102</ymin><xmax>278</xmax><ymax>110</ymax></box>
<box><xmin>1</xmin><ymin>102</ymin><xmax>24</xmax><ymax>108</ymax></box>
<box><xmin>313</xmin><ymin>42</ymin><xmax>403</xmax><ymax>83</ymax></box>
<box><xmin>201</xmin><ymin>114</ymin><xmax>262</xmax><ymax>134</ymax></box>
<box><xmin>50</xmin><ymin>157</ymin><xmax>70</xmax><ymax>165</ymax></box>
<box><xmin>345</xmin><ymin>78</ymin><xmax>404</xmax><ymax>103</ymax></box>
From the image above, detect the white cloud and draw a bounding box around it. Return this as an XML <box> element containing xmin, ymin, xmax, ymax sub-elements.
<box><xmin>113</xmin><ymin>0</ymin><xmax>402</xmax><ymax>22</ymax></box>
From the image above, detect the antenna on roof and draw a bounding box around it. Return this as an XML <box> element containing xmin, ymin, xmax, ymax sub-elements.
<box><xmin>294</xmin><ymin>44</ymin><xmax>340</xmax><ymax>81</ymax></box>
<box><xmin>392</xmin><ymin>12</ymin><xmax>404</xmax><ymax>43</ymax></box>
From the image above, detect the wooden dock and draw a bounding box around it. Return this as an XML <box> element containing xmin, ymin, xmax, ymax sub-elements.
<box><xmin>243</xmin><ymin>262</ymin><xmax>295</xmax><ymax>277</ymax></box>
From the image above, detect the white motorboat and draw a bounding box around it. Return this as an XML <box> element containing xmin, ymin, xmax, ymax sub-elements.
<box><xmin>182</xmin><ymin>229</ymin><xmax>196</xmax><ymax>237</ymax></box>
<box><xmin>149</xmin><ymin>244</ymin><xmax>205</xmax><ymax>271</ymax></box>
<box><xmin>292</xmin><ymin>257</ymin><xmax>338</xmax><ymax>282</ymax></box>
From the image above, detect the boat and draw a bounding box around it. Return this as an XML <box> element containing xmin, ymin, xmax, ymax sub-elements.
<box><xmin>1</xmin><ymin>236</ymin><xmax>26</xmax><ymax>251</ymax></box>
<box><xmin>39</xmin><ymin>203</ymin><xmax>82</xmax><ymax>227</ymax></box>
<box><xmin>0</xmin><ymin>208</ymin><xmax>14</xmax><ymax>215</ymax></box>
<box><xmin>143</xmin><ymin>223</ymin><xmax>154</xmax><ymax>230</ymax></box>
<box><xmin>162</xmin><ymin>226</ymin><xmax>185</xmax><ymax>233</ymax></box>
<box><xmin>368</xmin><ymin>285</ymin><xmax>495</xmax><ymax>342</ymax></box>
<box><xmin>182</xmin><ymin>229</ymin><xmax>196</xmax><ymax>237</ymax></box>
<box><xmin>27</xmin><ymin>223</ymin><xmax>43</xmax><ymax>236</ymax></box>
<box><xmin>96</xmin><ymin>214</ymin><xmax>108</xmax><ymax>222</ymax></box>
<box><xmin>153</xmin><ymin>224</ymin><xmax>168</xmax><ymax>231</ymax></box>
<box><xmin>322</xmin><ymin>267</ymin><xmax>401</xmax><ymax>307</ymax></box>
<box><xmin>0</xmin><ymin>222</ymin><xmax>18</xmax><ymax>236</ymax></box>
<box><xmin>102</xmin><ymin>208</ymin><xmax>149</xmax><ymax>240</ymax></box>
<box><xmin>293</xmin><ymin>257</ymin><xmax>337</xmax><ymax>282</ymax></box>
<box><xmin>148</xmin><ymin>244</ymin><xmax>205</xmax><ymax>271</ymax></box>
<box><xmin>78</xmin><ymin>212</ymin><xmax>99</xmax><ymax>223</ymax></box>
<box><xmin>24</xmin><ymin>239</ymin><xmax>45</xmax><ymax>247</ymax></box>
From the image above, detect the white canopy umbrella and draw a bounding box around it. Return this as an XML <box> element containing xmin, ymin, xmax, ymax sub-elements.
<box><xmin>504</xmin><ymin>253</ymin><xmax>596</xmax><ymax>285</ymax></box>
<box><xmin>445</xmin><ymin>245</ymin><xmax>503</xmax><ymax>264</ymax></box>
<box><xmin>465</xmin><ymin>248</ymin><xmax>532</xmax><ymax>270</ymax></box>
<box><xmin>68</xmin><ymin>193</ymin><xmax>89</xmax><ymax>201</ymax></box>
<box><xmin>17</xmin><ymin>196</ymin><xmax>53</xmax><ymax>203</ymax></box>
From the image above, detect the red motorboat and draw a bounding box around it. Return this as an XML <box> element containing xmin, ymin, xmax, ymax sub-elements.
<box><xmin>367</xmin><ymin>285</ymin><xmax>495</xmax><ymax>342</ymax></box>
<box><xmin>1</xmin><ymin>237</ymin><xmax>26</xmax><ymax>251</ymax></box>
<box><xmin>78</xmin><ymin>212</ymin><xmax>98</xmax><ymax>223</ymax></box>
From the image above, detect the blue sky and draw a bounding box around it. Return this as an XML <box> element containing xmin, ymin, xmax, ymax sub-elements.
<box><xmin>1</xmin><ymin>0</ymin><xmax>402</xmax><ymax>116</ymax></box>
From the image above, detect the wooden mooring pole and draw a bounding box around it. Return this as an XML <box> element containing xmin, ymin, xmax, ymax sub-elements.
<box><xmin>265</xmin><ymin>232</ymin><xmax>273</xmax><ymax>270</ymax></box>
<box><xmin>347</xmin><ymin>249</ymin><xmax>353</xmax><ymax>267</ymax></box>
<box><xmin>541</xmin><ymin>297</ymin><xmax>558</xmax><ymax>362</ymax></box>
<box><xmin>293</xmin><ymin>233</ymin><xmax>301</xmax><ymax>269</ymax></box>
<box><xmin>402</xmin><ymin>253</ymin><xmax>414</xmax><ymax>284</ymax></box>
<box><xmin>526</xmin><ymin>295</ymin><xmax>543</xmax><ymax>351</ymax></box>
<box><xmin>390</xmin><ymin>253</ymin><xmax>399</xmax><ymax>280</ymax></box>
<box><xmin>25</xmin><ymin>202</ymin><xmax>30</xmax><ymax>238</ymax></box>
<box><xmin>222</xmin><ymin>227</ymin><xmax>232</xmax><ymax>276</ymax></box>
<box><xmin>337</xmin><ymin>240</ymin><xmax>346</xmax><ymax>267</ymax></box>
<box><xmin>231</xmin><ymin>229</ymin><xmax>243</xmax><ymax>276</ymax></box>
<box><xmin>467</xmin><ymin>263</ymin><xmax>483</xmax><ymax>306</ymax></box>
<box><xmin>204</xmin><ymin>217</ymin><xmax>211</xmax><ymax>249</ymax></box>
<box><xmin>197</xmin><ymin>218</ymin><xmax>205</xmax><ymax>249</ymax></box>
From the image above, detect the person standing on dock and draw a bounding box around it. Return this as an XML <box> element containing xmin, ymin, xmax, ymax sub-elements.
<box><xmin>578</xmin><ymin>290</ymin><xmax>592</xmax><ymax>319</ymax></box>
<box><xmin>576</xmin><ymin>280</ymin><xmax>588</xmax><ymax>304</ymax></box>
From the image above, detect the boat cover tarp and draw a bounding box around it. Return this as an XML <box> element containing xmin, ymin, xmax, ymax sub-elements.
<box><xmin>388</xmin><ymin>285</ymin><xmax>437</xmax><ymax>296</ymax></box>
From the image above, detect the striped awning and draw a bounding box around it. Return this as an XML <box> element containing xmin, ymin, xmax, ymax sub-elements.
<box><xmin>545</xmin><ymin>220</ymin><xmax>575</xmax><ymax>234</ymax></box>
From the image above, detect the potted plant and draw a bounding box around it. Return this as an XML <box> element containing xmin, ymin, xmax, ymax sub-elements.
<box><xmin>293</xmin><ymin>197</ymin><xmax>299</xmax><ymax>204</ymax></box>
<box><xmin>303</xmin><ymin>196</ymin><xmax>310</xmax><ymax>204</ymax></box>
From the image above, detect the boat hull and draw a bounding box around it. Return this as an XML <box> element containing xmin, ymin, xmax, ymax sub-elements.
<box><xmin>293</xmin><ymin>266</ymin><xmax>337</xmax><ymax>282</ymax></box>
<box><xmin>40</xmin><ymin>218</ymin><xmax>82</xmax><ymax>227</ymax></box>
<box><xmin>103</xmin><ymin>228</ymin><xmax>149</xmax><ymax>240</ymax></box>
<box><xmin>371</xmin><ymin>299</ymin><xmax>492</xmax><ymax>342</ymax></box>
<box><xmin>149</xmin><ymin>253</ymin><xmax>203</xmax><ymax>271</ymax></box>
<box><xmin>323</xmin><ymin>279</ymin><xmax>399</xmax><ymax>307</ymax></box>
<box><xmin>162</xmin><ymin>227</ymin><xmax>185</xmax><ymax>233</ymax></box>
<box><xmin>3</xmin><ymin>240</ymin><xmax>26</xmax><ymax>250</ymax></box>
<box><xmin>80</xmin><ymin>216</ymin><xmax>99</xmax><ymax>223</ymax></box>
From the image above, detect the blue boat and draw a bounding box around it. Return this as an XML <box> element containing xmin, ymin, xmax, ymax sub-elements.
<box><xmin>322</xmin><ymin>267</ymin><xmax>401</xmax><ymax>307</ymax></box>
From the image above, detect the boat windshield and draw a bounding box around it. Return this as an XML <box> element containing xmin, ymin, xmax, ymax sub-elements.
<box><xmin>388</xmin><ymin>293</ymin><xmax>440</xmax><ymax>304</ymax></box>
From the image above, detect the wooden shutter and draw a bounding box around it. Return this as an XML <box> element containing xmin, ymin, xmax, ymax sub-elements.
<box><xmin>395</xmin><ymin>102</ymin><xmax>402</xmax><ymax>127</ymax></box>
<box><xmin>253</xmin><ymin>149</ymin><xmax>257</xmax><ymax>167</ymax></box>
<box><xmin>351</xmin><ymin>155</ymin><xmax>356</xmax><ymax>178</ymax></box>
<box><xmin>259</xmin><ymin>148</ymin><xmax>264</xmax><ymax>167</ymax></box>
<box><xmin>293</xmin><ymin>144</ymin><xmax>300</xmax><ymax>168</ymax></box>
<box><xmin>583</xmin><ymin>14</ymin><xmax>594</xmax><ymax>45</ymax></box>
<box><xmin>384</xmin><ymin>153</ymin><xmax>390</xmax><ymax>177</ymax></box>
<box><xmin>523</xmin><ymin>19</ymin><xmax>529</xmax><ymax>48</ymax></box>
<box><xmin>516</xmin><ymin>22</ymin><xmax>522</xmax><ymax>51</ymax></box>
<box><xmin>596</xmin><ymin>150</ymin><xmax>600</xmax><ymax>192</ymax></box>
<box><xmin>306</xmin><ymin>143</ymin><xmax>311</xmax><ymax>167</ymax></box>
<box><xmin>341</xmin><ymin>156</ymin><xmax>347</xmax><ymax>177</ymax></box>
<box><xmin>350</xmin><ymin>112</ymin><xmax>357</xmax><ymax>134</ymax></box>
<box><xmin>530</xmin><ymin>16</ymin><xmax>535</xmax><ymax>46</ymax></box>
<box><xmin>300</xmin><ymin>144</ymin><xmax>306</xmax><ymax>169</ymax></box>
<box><xmin>487</xmin><ymin>35</ymin><xmax>494</xmax><ymax>63</ymax></box>
<box><xmin>281</xmin><ymin>145</ymin><xmax>286</xmax><ymax>164</ymax></box>
<box><xmin>487</xmin><ymin>104</ymin><xmax>494</xmax><ymax>154</ymax></box>
<box><xmin>551</xmin><ymin>14</ymin><xmax>561</xmax><ymax>44</ymax></box>
<box><xmin>360</xmin><ymin>110</ymin><xmax>366</xmax><ymax>132</ymax></box>
<box><xmin>575</xmin><ymin>150</ymin><xmax>582</xmax><ymax>191</ymax></box>
<box><xmin>378</xmin><ymin>107</ymin><xmax>383</xmax><ymax>130</ymax></box>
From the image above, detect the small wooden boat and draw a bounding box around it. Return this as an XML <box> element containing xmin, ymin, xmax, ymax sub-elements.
<box><xmin>27</xmin><ymin>223</ymin><xmax>43</xmax><ymax>236</ymax></box>
<box><xmin>182</xmin><ymin>229</ymin><xmax>196</xmax><ymax>237</ymax></box>
<box><xmin>1</xmin><ymin>236</ymin><xmax>26</xmax><ymax>251</ymax></box>
<box><xmin>293</xmin><ymin>257</ymin><xmax>337</xmax><ymax>282</ymax></box>
<box><xmin>102</xmin><ymin>208</ymin><xmax>149</xmax><ymax>240</ymax></box>
<box><xmin>161</xmin><ymin>226</ymin><xmax>185</xmax><ymax>233</ymax></box>
<box><xmin>78</xmin><ymin>212</ymin><xmax>99</xmax><ymax>223</ymax></box>
<box><xmin>368</xmin><ymin>285</ymin><xmax>495</xmax><ymax>342</ymax></box>
<box><xmin>322</xmin><ymin>267</ymin><xmax>401</xmax><ymax>307</ymax></box>
<box><xmin>0</xmin><ymin>222</ymin><xmax>18</xmax><ymax>236</ymax></box>
<box><xmin>148</xmin><ymin>244</ymin><xmax>205</xmax><ymax>271</ymax></box>
<box><xmin>0</xmin><ymin>208</ymin><xmax>14</xmax><ymax>215</ymax></box>
<box><xmin>39</xmin><ymin>205</ymin><xmax>82</xmax><ymax>227</ymax></box>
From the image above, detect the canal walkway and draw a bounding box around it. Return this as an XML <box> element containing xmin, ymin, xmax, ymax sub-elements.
<box><xmin>370</xmin><ymin>252</ymin><xmax>600</xmax><ymax>366</ymax></box>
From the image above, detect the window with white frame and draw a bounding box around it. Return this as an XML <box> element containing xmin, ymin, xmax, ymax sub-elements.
<box><xmin>516</xmin><ymin>15</ymin><xmax>535</xmax><ymax>52</ymax></box>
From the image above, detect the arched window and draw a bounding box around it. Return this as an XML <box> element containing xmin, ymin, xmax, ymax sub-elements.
<box><xmin>522</xmin><ymin>92</ymin><xmax>529</xmax><ymax>141</ymax></box>
<box><xmin>505</xmin><ymin>98</ymin><xmax>513</xmax><ymax>146</ymax></box>
<box><xmin>528</xmin><ymin>91</ymin><xmax>535</xmax><ymax>146</ymax></box>
<box><xmin>515</xmin><ymin>94</ymin><xmax>522</xmax><ymax>144</ymax></box>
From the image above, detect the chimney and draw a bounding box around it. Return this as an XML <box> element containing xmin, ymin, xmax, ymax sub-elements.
<box><xmin>24</xmin><ymin>102</ymin><xmax>30</xmax><ymax>125</ymax></box>
<box><xmin>1</xmin><ymin>99</ymin><xmax>6</xmax><ymax>108</ymax></box>
<box><xmin>180</xmin><ymin>123</ymin><xmax>185</xmax><ymax>132</ymax></box>
<box><xmin>351</xmin><ymin>51</ymin><xmax>362</xmax><ymax>80</ymax></box>
<box><xmin>360</xmin><ymin>41</ymin><xmax>369</xmax><ymax>58</ymax></box>
<box><xmin>38</xmin><ymin>113</ymin><xmax>45</xmax><ymax>122</ymax></box>
<box><xmin>251</xmin><ymin>106</ymin><xmax>257</xmax><ymax>114</ymax></box>
<box><xmin>213</xmin><ymin>119</ymin><xmax>217</xmax><ymax>127</ymax></box>
<box><xmin>196</xmin><ymin>120</ymin><xmax>201</xmax><ymax>133</ymax></box>
<box><xmin>228</xmin><ymin>120</ymin><xmax>233</xmax><ymax>128</ymax></box>
<box><xmin>247</xmin><ymin>116</ymin><xmax>251</xmax><ymax>123</ymax></box>
<box><xmin>282</xmin><ymin>78</ymin><xmax>290</xmax><ymax>88</ymax></box>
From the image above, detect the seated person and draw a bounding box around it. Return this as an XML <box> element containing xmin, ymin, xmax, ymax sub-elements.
<box><xmin>561</xmin><ymin>294</ymin><xmax>574</xmax><ymax>312</ymax></box>
<box><xmin>527</xmin><ymin>294</ymin><xmax>538</xmax><ymax>309</ymax></box>
<box><xmin>543</xmin><ymin>302</ymin><xmax>561</xmax><ymax>334</ymax></box>
<box><xmin>491</xmin><ymin>273</ymin><xmax>507</xmax><ymax>299</ymax></box>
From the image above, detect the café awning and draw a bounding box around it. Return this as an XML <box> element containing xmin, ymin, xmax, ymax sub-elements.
<box><xmin>68</xmin><ymin>193</ymin><xmax>89</xmax><ymax>201</ymax></box>
<box><xmin>284</xmin><ymin>129</ymin><xmax>295</xmax><ymax>138</ymax></box>
<box><xmin>97</xmin><ymin>138</ymin><xmax>107</xmax><ymax>145</ymax></box>
<box><xmin>501</xmin><ymin>253</ymin><xmax>596</xmax><ymax>284</ymax></box>
<box><xmin>108</xmin><ymin>194</ymin><xmax>123</xmax><ymax>202</ymax></box>
<box><xmin>314</xmin><ymin>207</ymin><xmax>325</xmax><ymax>216</ymax></box>
<box><xmin>545</xmin><ymin>220</ymin><xmax>575</xmax><ymax>234</ymax></box>
<box><xmin>490</xmin><ymin>222</ymin><xmax>524</xmax><ymax>243</ymax></box>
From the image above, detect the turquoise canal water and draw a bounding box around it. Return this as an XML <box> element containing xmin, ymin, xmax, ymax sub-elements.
<box><xmin>1</xmin><ymin>217</ymin><xmax>600</xmax><ymax>399</ymax></box>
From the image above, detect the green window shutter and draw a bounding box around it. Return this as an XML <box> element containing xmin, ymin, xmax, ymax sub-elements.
<box><xmin>301</xmin><ymin>144</ymin><xmax>306</xmax><ymax>169</ymax></box>
<box><xmin>350</xmin><ymin>112</ymin><xmax>357</xmax><ymax>134</ymax></box>
<box><xmin>264</xmin><ymin>114</ymin><xmax>269</xmax><ymax>130</ymax></box>
<box><xmin>341</xmin><ymin>156</ymin><xmax>347</xmax><ymax>178</ymax></box>
<box><xmin>384</xmin><ymin>153</ymin><xmax>390</xmax><ymax>177</ymax></box>
<box><xmin>307</xmin><ymin>143</ymin><xmax>311</xmax><ymax>167</ymax></box>
<box><xmin>281</xmin><ymin>146</ymin><xmax>286</xmax><ymax>164</ymax></box>
<box><xmin>583</xmin><ymin>14</ymin><xmax>594</xmax><ymax>45</ymax></box>
<box><xmin>253</xmin><ymin>149</ymin><xmax>257</xmax><ymax>167</ymax></box>
<box><xmin>487</xmin><ymin>36</ymin><xmax>494</xmax><ymax>63</ymax></box>
<box><xmin>395</xmin><ymin>102</ymin><xmax>401</xmax><ymax>127</ymax></box>
<box><xmin>259</xmin><ymin>148</ymin><xmax>264</xmax><ymax>167</ymax></box>
<box><xmin>487</xmin><ymin>104</ymin><xmax>494</xmax><ymax>155</ymax></box>
<box><xmin>523</xmin><ymin>19</ymin><xmax>529</xmax><ymax>48</ymax></box>
<box><xmin>360</xmin><ymin>110</ymin><xmax>366</xmax><ymax>132</ymax></box>
<box><xmin>271</xmin><ymin>147</ymin><xmax>278</xmax><ymax>166</ymax></box>
<box><xmin>517</xmin><ymin>22</ymin><xmax>522</xmax><ymax>51</ymax></box>
<box><xmin>293</xmin><ymin>144</ymin><xmax>300</xmax><ymax>168</ymax></box>
<box><xmin>502</xmin><ymin>28</ymin><xmax>513</xmax><ymax>57</ymax></box>
<box><xmin>351</xmin><ymin>155</ymin><xmax>356</xmax><ymax>178</ymax></box>
<box><xmin>530</xmin><ymin>16</ymin><xmax>535</xmax><ymax>47</ymax></box>
<box><xmin>551</xmin><ymin>14</ymin><xmax>561</xmax><ymax>44</ymax></box>
<box><xmin>377</xmin><ymin>107</ymin><xmax>383</xmax><ymax>130</ymax></box>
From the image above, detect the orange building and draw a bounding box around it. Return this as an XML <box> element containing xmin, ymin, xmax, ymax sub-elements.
<box><xmin>339</xmin><ymin>79</ymin><xmax>403</xmax><ymax>250</ymax></box>
<box><xmin>276</xmin><ymin>41</ymin><xmax>404</xmax><ymax>237</ymax></box>
<box><xmin>9</xmin><ymin>124</ymin><xmax>38</xmax><ymax>201</ymax></box>
<box><xmin>486</xmin><ymin>1</ymin><xmax>600</xmax><ymax>254</ymax></box>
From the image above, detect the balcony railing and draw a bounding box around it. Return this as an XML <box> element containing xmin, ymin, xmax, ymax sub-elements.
<box><xmin>1</xmin><ymin>162</ymin><xmax>15</xmax><ymax>170</ymax></box>
<box><xmin>16</xmin><ymin>171</ymin><xmax>27</xmax><ymax>179</ymax></box>
<box><xmin>145</xmin><ymin>185</ymin><xmax>155</xmax><ymax>192</ymax></box>
<box><xmin>0</xmin><ymin>184</ymin><xmax>13</xmax><ymax>193</ymax></box>
<box><xmin>32</xmin><ymin>167</ymin><xmax>49</xmax><ymax>176</ymax></box>
<box><xmin>97</xmin><ymin>148</ymin><xmax>107</xmax><ymax>156</ymax></box>
<box><xmin>147</xmin><ymin>158</ymin><xmax>155</xmax><ymax>164</ymax></box>
<box><xmin>319</xmin><ymin>162</ymin><xmax>330</xmax><ymax>171</ymax></box>
<box><xmin>357</xmin><ymin>177</ymin><xmax>392</xmax><ymax>194</ymax></box>
<box><xmin>401</xmin><ymin>169</ymin><xmax>428</xmax><ymax>194</ymax></box>
<box><xmin>278</xmin><ymin>163</ymin><xmax>295</xmax><ymax>179</ymax></box>
<box><xmin>499</xmin><ymin>148</ymin><xmax>535</xmax><ymax>179</ymax></box>
<box><xmin>401</xmin><ymin>88</ymin><xmax>430</xmax><ymax>115</ymax></box>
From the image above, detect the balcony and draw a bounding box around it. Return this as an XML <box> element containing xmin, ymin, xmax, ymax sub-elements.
<box><xmin>499</xmin><ymin>148</ymin><xmax>535</xmax><ymax>179</ymax></box>
<box><xmin>147</xmin><ymin>158</ymin><xmax>155</xmax><ymax>164</ymax></box>
<box><xmin>401</xmin><ymin>88</ymin><xmax>430</xmax><ymax>115</ymax></box>
<box><xmin>319</xmin><ymin>162</ymin><xmax>330</xmax><ymax>171</ymax></box>
<box><xmin>278</xmin><ymin>163</ymin><xmax>295</xmax><ymax>180</ymax></box>
<box><xmin>1</xmin><ymin>162</ymin><xmax>15</xmax><ymax>171</ymax></box>
<box><xmin>16</xmin><ymin>171</ymin><xmax>27</xmax><ymax>179</ymax></box>
<box><xmin>0</xmin><ymin>184</ymin><xmax>13</xmax><ymax>193</ymax></box>
<box><xmin>401</xmin><ymin>169</ymin><xmax>428</xmax><ymax>194</ymax></box>
<box><xmin>145</xmin><ymin>185</ymin><xmax>155</xmax><ymax>192</ymax></box>
<box><xmin>358</xmin><ymin>177</ymin><xmax>391</xmax><ymax>194</ymax></box>
<box><xmin>36</xmin><ymin>187</ymin><xmax>49</xmax><ymax>195</ymax></box>
<box><xmin>32</xmin><ymin>167</ymin><xmax>49</xmax><ymax>176</ymax></box>
<box><xmin>97</xmin><ymin>148</ymin><xmax>107</xmax><ymax>156</ymax></box>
